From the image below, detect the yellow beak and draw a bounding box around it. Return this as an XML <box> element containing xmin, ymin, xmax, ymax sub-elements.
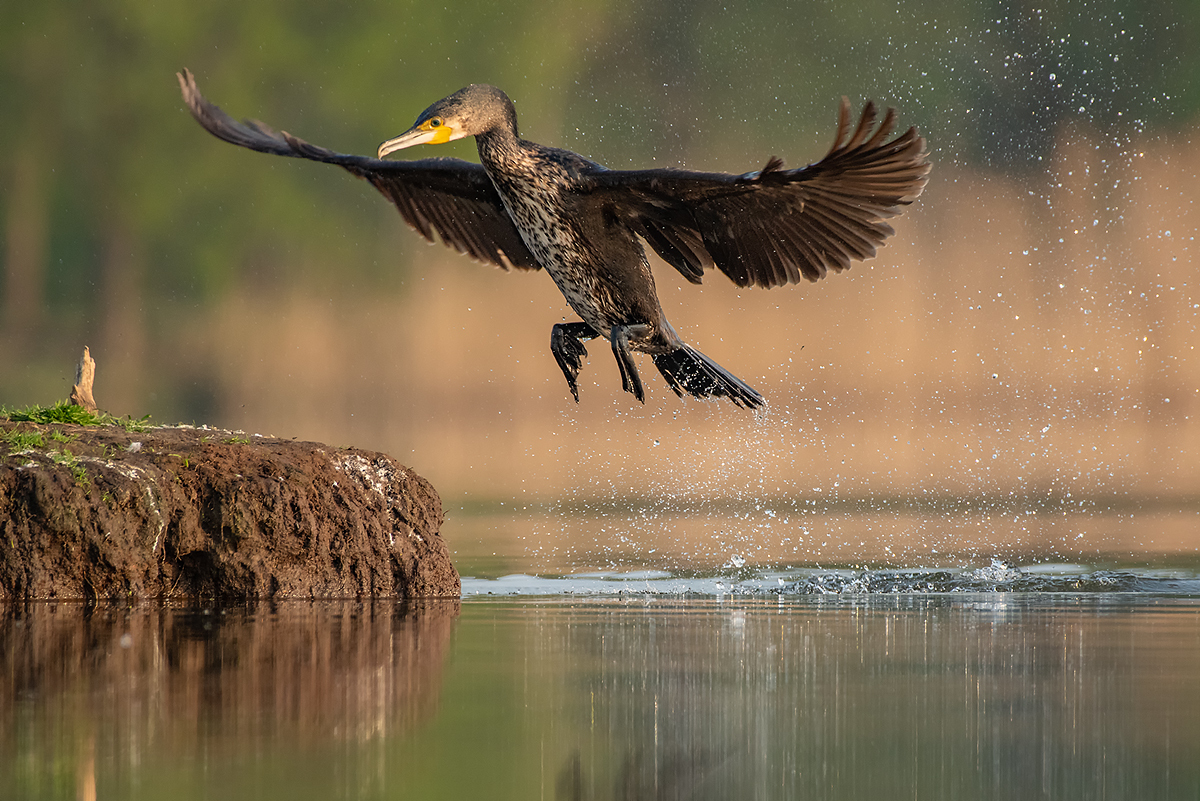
<box><xmin>378</xmin><ymin>123</ymin><xmax>454</xmax><ymax>158</ymax></box>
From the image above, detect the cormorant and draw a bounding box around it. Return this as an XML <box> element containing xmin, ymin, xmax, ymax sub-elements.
<box><xmin>177</xmin><ymin>70</ymin><xmax>930</xmax><ymax>408</ymax></box>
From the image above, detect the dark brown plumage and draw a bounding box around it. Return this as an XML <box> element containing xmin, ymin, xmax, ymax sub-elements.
<box><xmin>178</xmin><ymin>69</ymin><xmax>930</xmax><ymax>408</ymax></box>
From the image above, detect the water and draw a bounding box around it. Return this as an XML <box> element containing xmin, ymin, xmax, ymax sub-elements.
<box><xmin>5</xmin><ymin>573</ymin><xmax>1199</xmax><ymax>800</ymax></box>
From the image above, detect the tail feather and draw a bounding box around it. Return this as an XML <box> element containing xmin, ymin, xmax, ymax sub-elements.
<box><xmin>652</xmin><ymin>345</ymin><xmax>765</xmax><ymax>409</ymax></box>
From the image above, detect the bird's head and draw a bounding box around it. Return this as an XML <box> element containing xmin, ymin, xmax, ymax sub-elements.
<box><xmin>378</xmin><ymin>84</ymin><xmax>516</xmax><ymax>158</ymax></box>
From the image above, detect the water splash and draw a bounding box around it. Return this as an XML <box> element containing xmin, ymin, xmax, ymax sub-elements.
<box><xmin>462</xmin><ymin>562</ymin><xmax>1200</xmax><ymax>598</ymax></box>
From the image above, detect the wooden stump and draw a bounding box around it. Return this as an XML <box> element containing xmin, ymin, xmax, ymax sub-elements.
<box><xmin>69</xmin><ymin>346</ymin><xmax>97</xmax><ymax>412</ymax></box>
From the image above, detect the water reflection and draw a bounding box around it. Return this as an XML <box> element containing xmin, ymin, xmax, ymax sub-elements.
<box><xmin>3</xmin><ymin>596</ymin><xmax>1197</xmax><ymax>800</ymax></box>
<box><xmin>2</xmin><ymin>601</ymin><xmax>459</xmax><ymax>800</ymax></box>
<box><xmin>529</xmin><ymin>597</ymin><xmax>1200</xmax><ymax>800</ymax></box>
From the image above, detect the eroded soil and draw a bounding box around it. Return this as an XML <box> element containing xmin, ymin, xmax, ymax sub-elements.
<box><xmin>0</xmin><ymin>422</ymin><xmax>459</xmax><ymax>599</ymax></box>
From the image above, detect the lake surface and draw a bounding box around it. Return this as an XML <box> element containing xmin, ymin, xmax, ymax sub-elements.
<box><xmin>4</xmin><ymin>568</ymin><xmax>1199</xmax><ymax>800</ymax></box>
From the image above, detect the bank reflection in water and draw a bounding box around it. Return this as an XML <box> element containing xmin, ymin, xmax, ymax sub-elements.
<box><xmin>1</xmin><ymin>601</ymin><xmax>460</xmax><ymax>800</ymax></box>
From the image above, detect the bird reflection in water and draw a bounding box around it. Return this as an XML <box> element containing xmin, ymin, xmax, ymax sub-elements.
<box><xmin>557</xmin><ymin>747</ymin><xmax>730</xmax><ymax>801</ymax></box>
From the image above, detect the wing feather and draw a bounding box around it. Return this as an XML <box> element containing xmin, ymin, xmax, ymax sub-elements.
<box><xmin>584</xmin><ymin>99</ymin><xmax>929</xmax><ymax>288</ymax></box>
<box><xmin>178</xmin><ymin>69</ymin><xmax>540</xmax><ymax>272</ymax></box>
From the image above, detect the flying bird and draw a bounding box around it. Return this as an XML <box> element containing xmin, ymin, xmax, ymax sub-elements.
<box><xmin>178</xmin><ymin>69</ymin><xmax>929</xmax><ymax>408</ymax></box>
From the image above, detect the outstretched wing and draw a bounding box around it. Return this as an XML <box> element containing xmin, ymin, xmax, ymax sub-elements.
<box><xmin>177</xmin><ymin>69</ymin><xmax>540</xmax><ymax>271</ymax></box>
<box><xmin>583</xmin><ymin>98</ymin><xmax>930</xmax><ymax>288</ymax></box>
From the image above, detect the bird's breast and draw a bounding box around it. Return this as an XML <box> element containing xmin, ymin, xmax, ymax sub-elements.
<box><xmin>481</xmin><ymin>153</ymin><xmax>667</xmax><ymax>345</ymax></box>
<box><xmin>490</xmin><ymin>173</ymin><xmax>619</xmax><ymax>321</ymax></box>
<box><xmin>493</xmin><ymin>175</ymin><xmax>578</xmax><ymax>266</ymax></box>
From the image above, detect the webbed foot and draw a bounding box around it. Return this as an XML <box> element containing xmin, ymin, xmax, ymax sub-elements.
<box><xmin>611</xmin><ymin>323</ymin><xmax>652</xmax><ymax>403</ymax></box>
<box><xmin>551</xmin><ymin>322</ymin><xmax>601</xmax><ymax>402</ymax></box>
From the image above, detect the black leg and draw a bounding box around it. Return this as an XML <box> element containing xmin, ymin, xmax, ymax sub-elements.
<box><xmin>611</xmin><ymin>323</ymin><xmax>652</xmax><ymax>403</ymax></box>
<box><xmin>550</xmin><ymin>322</ymin><xmax>601</xmax><ymax>402</ymax></box>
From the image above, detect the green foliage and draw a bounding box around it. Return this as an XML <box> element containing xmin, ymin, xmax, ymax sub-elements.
<box><xmin>223</xmin><ymin>435</ymin><xmax>252</xmax><ymax>445</ymax></box>
<box><xmin>48</xmin><ymin>429</ymin><xmax>78</xmax><ymax>444</ymax></box>
<box><xmin>0</xmin><ymin>423</ymin><xmax>90</xmax><ymax>484</ymax></box>
<box><xmin>49</xmin><ymin>448</ymin><xmax>89</xmax><ymax>487</ymax></box>
<box><xmin>1</xmin><ymin>402</ymin><xmax>152</xmax><ymax>432</ymax></box>
<box><xmin>0</xmin><ymin>429</ymin><xmax>46</xmax><ymax>452</ymax></box>
<box><xmin>107</xmin><ymin>414</ymin><xmax>153</xmax><ymax>433</ymax></box>
<box><xmin>4</xmin><ymin>401</ymin><xmax>104</xmax><ymax>426</ymax></box>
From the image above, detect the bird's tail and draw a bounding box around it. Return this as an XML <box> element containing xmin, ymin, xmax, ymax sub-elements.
<box><xmin>652</xmin><ymin>345</ymin><xmax>765</xmax><ymax>409</ymax></box>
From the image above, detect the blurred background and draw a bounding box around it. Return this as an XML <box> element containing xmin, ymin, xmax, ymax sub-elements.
<box><xmin>2</xmin><ymin>0</ymin><xmax>1198</xmax><ymax>571</ymax></box>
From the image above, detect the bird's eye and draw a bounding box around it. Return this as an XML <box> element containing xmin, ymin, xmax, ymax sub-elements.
<box><xmin>428</xmin><ymin>118</ymin><xmax>443</xmax><ymax>128</ymax></box>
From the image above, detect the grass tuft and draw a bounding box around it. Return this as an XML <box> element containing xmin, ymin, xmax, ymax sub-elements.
<box><xmin>48</xmin><ymin>449</ymin><xmax>90</xmax><ymax>487</ymax></box>
<box><xmin>1</xmin><ymin>401</ymin><xmax>151</xmax><ymax>432</ymax></box>
<box><xmin>1</xmin><ymin>429</ymin><xmax>46</xmax><ymax>452</ymax></box>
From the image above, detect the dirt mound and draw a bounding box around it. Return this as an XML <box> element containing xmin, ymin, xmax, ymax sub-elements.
<box><xmin>0</xmin><ymin>421</ymin><xmax>459</xmax><ymax>599</ymax></box>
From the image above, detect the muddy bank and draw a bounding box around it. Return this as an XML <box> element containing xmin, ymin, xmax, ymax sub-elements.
<box><xmin>0</xmin><ymin>421</ymin><xmax>459</xmax><ymax>599</ymax></box>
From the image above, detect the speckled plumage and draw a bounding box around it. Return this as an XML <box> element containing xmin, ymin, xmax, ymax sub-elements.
<box><xmin>477</xmin><ymin>132</ymin><xmax>676</xmax><ymax>354</ymax></box>
<box><xmin>179</xmin><ymin>71</ymin><xmax>931</xmax><ymax>408</ymax></box>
